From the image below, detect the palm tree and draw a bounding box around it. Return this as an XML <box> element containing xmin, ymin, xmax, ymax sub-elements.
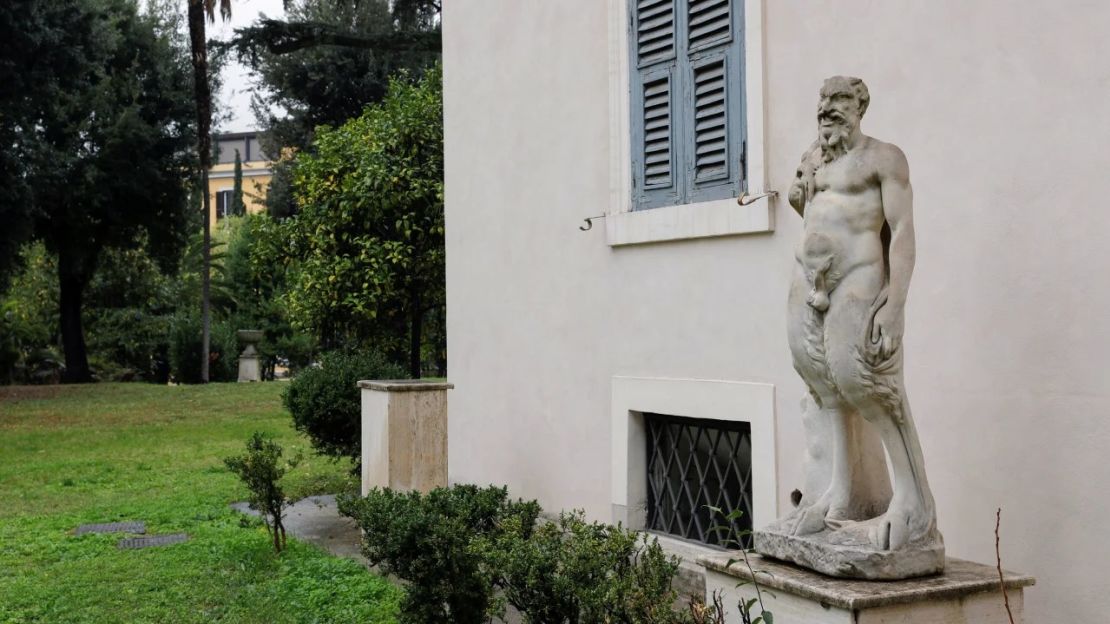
<box><xmin>187</xmin><ymin>0</ymin><xmax>231</xmax><ymax>382</ymax></box>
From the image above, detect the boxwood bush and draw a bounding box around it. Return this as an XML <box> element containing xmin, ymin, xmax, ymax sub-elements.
<box><xmin>483</xmin><ymin>510</ymin><xmax>690</xmax><ymax>623</ymax></box>
<box><xmin>341</xmin><ymin>484</ymin><xmax>714</xmax><ymax>624</ymax></box>
<box><xmin>282</xmin><ymin>350</ymin><xmax>405</xmax><ymax>463</ymax></box>
<box><xmin>338</xmin><ymin>485</ymin><xmax>541</xmax><ymax>624</ymax></box>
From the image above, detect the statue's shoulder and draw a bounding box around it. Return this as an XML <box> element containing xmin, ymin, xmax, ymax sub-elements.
<box><xmin>864</xmin><ymin>137</ymin><xmax>910</xmax><ymax>183</ymax></box>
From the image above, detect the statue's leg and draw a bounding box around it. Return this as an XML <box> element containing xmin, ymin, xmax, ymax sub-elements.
<box><xmin>786</xmin><ymin>272</ymin><xmax>858</xmax><ymax>535</ymax></box>
<box><xmin>824</xmin><ymin>291</ymin><xmax>937</xmax><ymax>550</ymax></box>
<box><xmin>853</xmin><ymin>394</ymin><xmax>938</xmax><ymax>550</ymax></box>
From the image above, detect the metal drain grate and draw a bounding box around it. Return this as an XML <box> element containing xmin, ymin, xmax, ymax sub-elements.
<box><xmin>75</xmin><ymin>521</ymin><xmax>146</xmax><ymax>536</ymax></box>
<box><xmin>117</xmin><ymin>533</ymin><xmax>188</xmax><ymax>550</ymax></box>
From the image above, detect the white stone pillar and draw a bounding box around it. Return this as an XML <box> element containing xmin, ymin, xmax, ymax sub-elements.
<box><xmin>360</xmin><ymin>380</ymin><xmax>452</xmax><ymax>496</ymax></box>
<box><xmin>699</xmin><ymin>553</ymin><xmax>1034</xmax><ymax>624</ymax></box>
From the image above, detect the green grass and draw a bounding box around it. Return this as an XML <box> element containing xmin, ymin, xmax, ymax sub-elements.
<box><xmin>0</xmin><ymin>383</ymin><xmax>400</xmax><ymax>624</ymax></box>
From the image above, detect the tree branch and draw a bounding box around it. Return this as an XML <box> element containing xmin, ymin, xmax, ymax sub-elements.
<box><xmin>222</xmin><ymin>19</ymin><xmax>441</xmax><ymax>60</ymax></box>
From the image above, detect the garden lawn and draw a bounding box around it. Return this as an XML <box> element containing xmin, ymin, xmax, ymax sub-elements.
<box><xmin>0</xmin><ymin>383</ymin><xmax>399</xmax><ymax>624</ymax></box>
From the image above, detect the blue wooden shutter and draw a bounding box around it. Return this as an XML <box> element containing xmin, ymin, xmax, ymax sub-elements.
<box><xmin>683</xmin><ymin>0</ymin><xmax>745</xmax><ymax>204</ymax></box>
<box><xmin>630</xmin><ymin>0</ymin><xmax>680</xmax><ymax>210</ymax></box>
<box><xmin>630</xmin><ymin>0</ymin><xmax>744</xmax><ymax>210</ymax></box>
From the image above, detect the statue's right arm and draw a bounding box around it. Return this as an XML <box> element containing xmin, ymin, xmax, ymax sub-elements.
<box><xmin>788</xmin><ymin>142</ymin><xmax>821</xmax><ymax>217</ymax></box>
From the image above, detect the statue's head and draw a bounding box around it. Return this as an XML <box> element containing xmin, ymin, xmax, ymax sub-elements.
<box><xmin>817</xmin><ymin>76</ymin><xmax>869</xmax><ymax>160</ymax></box>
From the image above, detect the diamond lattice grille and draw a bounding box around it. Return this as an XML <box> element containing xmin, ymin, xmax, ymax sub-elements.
<box><xmin>645</xmin><ymin>413</ymin><xmax>753</xmax><ymax>548</ymax></box>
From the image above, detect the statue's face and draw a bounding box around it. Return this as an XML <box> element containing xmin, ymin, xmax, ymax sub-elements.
<box><xmin>817</xmin><ymin>84</ymin><xmax>862</xmax><ymax>142</ymax></box>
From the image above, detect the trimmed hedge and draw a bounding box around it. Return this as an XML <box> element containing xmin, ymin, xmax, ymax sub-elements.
<box><xmin>282</xmin><ymin>350</ymin><xmax>405</xmax><ymax>463</ymax></box>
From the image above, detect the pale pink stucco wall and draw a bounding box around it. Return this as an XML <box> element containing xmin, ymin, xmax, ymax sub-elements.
<box><xmin>444</xmin><ymin>1</ymin><xmax>1110</xmax><ymax>620</ymax></box>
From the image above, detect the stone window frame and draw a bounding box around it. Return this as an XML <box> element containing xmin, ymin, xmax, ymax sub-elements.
<box><xmin>606</xmin><ymin>0</ymin><xmax>772</xmax><ymax>246</ymax></box>
<box><xmin>609</xmin><ymin>376</ymin><xmax>778</xmax><ymax>544</ymax></box>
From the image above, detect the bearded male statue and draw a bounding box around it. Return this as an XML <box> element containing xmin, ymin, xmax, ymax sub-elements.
<box><xmin>754</xmin><ymin>77</ymin><xmax>944</xmax><ymax>580</ymax></box>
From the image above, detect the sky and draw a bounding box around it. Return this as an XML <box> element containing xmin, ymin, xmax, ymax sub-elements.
<box><xmin>208</xmin><ymin>0</ymin><xmax>287</xmax><ymax>133</ymax></box>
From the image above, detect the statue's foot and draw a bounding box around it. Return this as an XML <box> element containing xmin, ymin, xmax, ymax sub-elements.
<box><xmin>789</xmin><ymin>494</ymin><xmax>852</xmax><ymax>536</ymax></box>
<box><xmin>826</xmin><ymin>501</ymin><xmax>932</xmax><ymax>551</ymax></box>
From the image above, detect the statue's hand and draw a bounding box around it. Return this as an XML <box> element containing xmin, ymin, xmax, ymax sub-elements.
<box><xmin>869</xmin><ymin>304</ymin><xmax>904</xmax><ymax>361</ymax></box>
<box><xmin>789</xmin><ymin>142</ymin><xmax>823</xmax><ymax>213</ymax></box>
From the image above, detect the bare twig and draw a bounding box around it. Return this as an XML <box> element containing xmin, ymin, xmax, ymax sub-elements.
<box><xmin>995</xmin><ymin>508</ymin><xmax>1016</xmax><ymax>624</ymax></box>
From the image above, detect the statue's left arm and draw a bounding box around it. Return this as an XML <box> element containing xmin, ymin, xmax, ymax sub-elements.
<box><xmin>873</xmin><ymin>144</ymin><xmax>916</xmax><ymax>360</ymax></box>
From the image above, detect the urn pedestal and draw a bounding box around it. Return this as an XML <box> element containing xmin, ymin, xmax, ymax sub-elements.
<box><xmin>236</xmin><ymin>330</ymin><xmax>263</xmax><ymax>383</ymax></box>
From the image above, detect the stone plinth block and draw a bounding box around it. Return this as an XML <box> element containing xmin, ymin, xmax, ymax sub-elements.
<box><xmin>699</xmin><ymin>552</ymin><xmax>1034</xmax><ymax>624</ymax></box>
<box><xmin>754</xmin><ymin>523</ymin><xmax>945</xmax><ymax>580</ymax></box>
<box><xmin>237</xmin><ymin>355</ymin><xmax>260</xmax><ymax>383</ymax></box>
<box><xmin>360</xmin><ymin>380</ymin><xmax>452</xmax><ymax>496</ymax></box>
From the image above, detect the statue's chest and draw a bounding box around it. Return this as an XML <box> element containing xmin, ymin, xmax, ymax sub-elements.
<box><xmin>814</xmin><ymin>155</ymin><xmax>874</xmax><ymax>196</ymax></box>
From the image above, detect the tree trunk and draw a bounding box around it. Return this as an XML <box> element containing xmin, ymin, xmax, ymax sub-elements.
<box><xmin>409</xmin><ymin>293</ymin><xmax>423</xmax><ymax>379</ymax></box>
<box><xmin>188</xmin><ymin>0</ymin><xmax>213</xmax><ymax>383</ymax></box>
<box><xmin>58</xmin><ymin>250</ymin><xmax>92</xmax><ymax>383</ymax></box>
<box><xmin>201</xmin><ymin>166</ymin><xmax>211</xmax><ymax>383</ymax></box>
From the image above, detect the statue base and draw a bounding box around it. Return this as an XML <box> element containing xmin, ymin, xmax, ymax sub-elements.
<box><xmin>699</xmin><ymin>553</ymin><xmax>1034</xmax><ymax>624</ymax></box>
<box><xmin>754</xmin><ymin>522</ymin><xmax>945</xmax><ymax>580</ymax></box>
<box><xmin>237</xmin><ymin>355</ymin><xmax>260</xmax><ymax>383</ymax></box>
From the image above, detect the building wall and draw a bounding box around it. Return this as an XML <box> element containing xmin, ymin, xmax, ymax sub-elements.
<box><xmin>443</xmin><ymin>1</ymin><xmax>1110</xmax><ymax>621</ymax></box>
<box><xmin>206</xmin><ymin>161</ymin><xmax>272</xmax><ymax>224</ymax></box>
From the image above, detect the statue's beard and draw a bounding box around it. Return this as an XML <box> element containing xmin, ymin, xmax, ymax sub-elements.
<box><xmin>819</xmin><ymin>122</ymin><xmax>854</xmax><ymax>162</ymax></box>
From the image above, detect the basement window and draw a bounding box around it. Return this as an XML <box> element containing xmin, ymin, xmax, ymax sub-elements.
<box><xmin>644</xmin><ymin>412</ymin><xmax>753</xmax><ymax>548</ymax></box>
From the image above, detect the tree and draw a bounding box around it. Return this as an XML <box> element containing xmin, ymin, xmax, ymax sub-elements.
<box><xmin>219</xmin><ymin>0</ymin><xmax>440</xmax><ymax>218</ymax></box>
<box><xmin>274</xmin><ymin>66</ymin><xmax>444</xmax><ymax>377</ymax></box>
<box><xmin>0</xmin><ymin>0</ymin><xmax>106</xmax><ymax>289</ymax></box>
<box><xmin>232</xmin><ymin>149</ymin><xmax>246</xmax><ymax>217</ymax></box>
<box><xmin>187</xmin><ymin>0</ymin><xmax>231</xmax><ymax>383</ymax></box>
<box><xmin>10</xmin><ymin>0</ymin><xmax>198</xmax><ymax>382</ymax></box>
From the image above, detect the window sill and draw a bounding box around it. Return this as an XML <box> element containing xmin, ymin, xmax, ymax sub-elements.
<box><xmin>604</xmin><ymin>197</ymin><xmax>774</xmax><ymax>247</ymax></box>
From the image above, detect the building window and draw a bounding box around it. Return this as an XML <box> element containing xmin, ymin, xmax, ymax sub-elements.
<box><xmin>629</xmin><ymin>0</ymin><xmax>745</xmax><ymax>211</ymax></box>
<box><xmin>215</xmin><ymin>190</ymin><xmax>234</xmax><ymax>219</ymax></box>
<box><xmin>644</xmin><ymin>412</ymin><xmax>753</xmax><ymax>547</ymax></box>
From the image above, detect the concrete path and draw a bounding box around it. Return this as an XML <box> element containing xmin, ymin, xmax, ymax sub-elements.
<box><xmin>231</xmin><ymin>495</ymin><xmax>367</xmax><ymax>565</ymax></box>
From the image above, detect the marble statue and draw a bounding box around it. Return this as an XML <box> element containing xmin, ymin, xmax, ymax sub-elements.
<box><xmin>754</xmin><ymin>76</ymin><xmax>944</xmax><ymax>580</ymax></box>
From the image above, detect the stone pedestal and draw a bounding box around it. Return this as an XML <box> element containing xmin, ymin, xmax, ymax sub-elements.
<box><xmin>699</xmin><ymin>552</ymin><xmax>1034</xmax><ymax>624</ymax></box>
<box><xmin>236</xmin><ymin>329</ymin><xmax>263</xmax><ymax>382</ymax></box>
<box><xmin>360</xmin><ymin>380</ymin><xmax>451</xmax><ymax>496</ymax></box>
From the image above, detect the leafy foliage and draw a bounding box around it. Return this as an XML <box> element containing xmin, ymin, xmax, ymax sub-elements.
<box><xmin>0</xmin><ymin>0</ymin><xmax>107</xmax><ymax>288</ymax></box>
<box><xmin>338</xmin><ymin>485</ymin><xmax>541</xmax><ymax>624</ymax></box>
<box><xmin>1</xmin><ymin>0</ymin><xmax>198</xmax><ymax>381</ymax></box>
<box><xmin>709</xmin><ymin>507</ymin><xmax>775</xmax><ymax>624</ymax></box>
<box><xmin>225</xmin><ymin>432</ymin><xmax>301</xmax><ymax>553</ymax></box>
<box><xmin>270</xmin><ymin>65</ymin><xmax>444</xmax><ymax>376</ymax></box>
<box><xmin>340</xmin><ymin>485</ymin><xmax>732</xmax><ymax>624</ymax></box>
<box><xmin>282</xmin><ymin>350</ymin><xmax>405</xmax><ymax>463</ymax></box>
<box><xmin>223</xmin><ymin>215</ymin><xmax>317</xmax><ymax>379</ymax></box>
<box><xmin>169</xmin><ymin>314</ymin><xmax>237</xmax><ymax>384</ymax></box>
<box><xmin>223</xmin><ymin>0</ymin><xmax>439</xmax><ymax>161</ymax></box>
<box><xmin>0</xmin><ymin>244</ymin><xmax>58</xmax><ymax>383</ymax></box>
<box><xmin>483</xmin><ymin>510</ymin><xmax>693</xmax><ymax>623</ymax></box>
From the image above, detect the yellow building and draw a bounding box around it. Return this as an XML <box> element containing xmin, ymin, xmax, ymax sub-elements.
<box><xmin>207</xmin><ymin>131</ymin><xmax>273</xmax><ymax>224</ymax></box>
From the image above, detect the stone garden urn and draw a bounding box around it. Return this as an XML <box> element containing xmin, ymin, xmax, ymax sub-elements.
<box><xmin>236</xmin><ymin>330</ymin><xmax>263</xmax><ymax>382</ymax></box>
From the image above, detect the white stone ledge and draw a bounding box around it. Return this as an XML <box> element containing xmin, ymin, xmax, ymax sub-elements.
<box><xmin>700</xmin><ymin>553</ymin><xmax>1035</xmax><ymax>624</ymax></box>
<box><xmin>605</xmin><ymin>198</ymin><xmax>774</xmax><ymax>247</ymax></box>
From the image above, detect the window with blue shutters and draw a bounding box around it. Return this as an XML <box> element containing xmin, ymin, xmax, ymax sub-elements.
<box><xmin>630</xmin><ymin>0</ymin><xmax>745</xmax><ymax>211</ymax></box>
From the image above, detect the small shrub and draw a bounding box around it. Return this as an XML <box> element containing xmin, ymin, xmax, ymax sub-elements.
<box><xmin>338</xmin><ymin>485</ymin><xmax>541</xmax><ymax>624</ymax></box>
<box><xmin>169</xmin><ymin>314</ymin><xmax>237</xmax><ymax>383</ymax></box>
<box><xmin>224</xmin><ymin>432</ymin><xmax>301</xmax><ymax>553</ymax></box>
<box><xmin>484</xmin><ymin>510</ymin><xmax>693</xmax><ymax>623</ymax></box>
<box><xmin>283</xmin><ymin>350</ymin><xmax>405</xmax><ymax>463</ymax></box>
